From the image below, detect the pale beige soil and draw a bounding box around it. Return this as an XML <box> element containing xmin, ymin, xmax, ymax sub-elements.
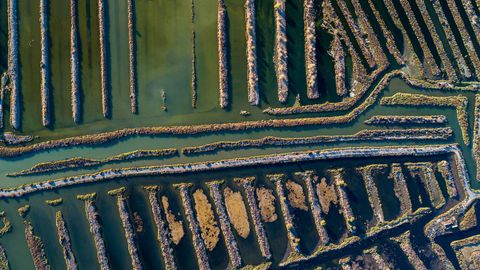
<box><xmin>316</xmin><ymin>177</ymin><xmax>338</xmax><ymax>214</ymax></box>
<box><xmin>162</xmin><ymin>196</ymin><xmax>185</xmax><ymax>245</ymax></box>
<box><xmin>193</xmin><ymin>189</ymin><xmax>220</xmax><ymax>251</ymax></box>
<box><xmin>224</xmin><ymin>187</ymin><xmax>250</xmax><ymax>238</ymax></box>
<box><xmin>256</xmin><ymin>187</ymin><xmax>278</xmax><ymax>222</ymax></box>
<box><xmin>460</xmin><ymin>204</ymin><xmax>477</xmax><ymax>231</ymax></box>
<box><xmin>286</xmin><ymin>180</ymin><xmax>308</xmax><ymax>211</ymax></box>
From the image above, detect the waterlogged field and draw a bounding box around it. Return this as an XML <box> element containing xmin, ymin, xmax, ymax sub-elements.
<box><xmin>1</xmin><ymin>0</ymin><xmax>480</xmax><ymax>269</ymax></box>
<box><xmin>0</xmin><ymin>0</ymin><xmax>338</xmax><ymax>141</ymax></box>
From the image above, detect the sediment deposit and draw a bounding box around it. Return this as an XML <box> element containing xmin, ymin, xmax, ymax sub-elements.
<box><xmin>224</xmin><ymin>187</ymin><xmax>250</xmax><ymax>239</ymax></box>
<box><xmin>336</xmin><ymin>0</ymin><xmax>375</xmax><ymax>69</ymax></box>
<box><xmin>267</xmin><ymin>174</ymin><xmax>303</xmax><ymax>263</ymax></box>
<box><xmin>322</xmin><ymin>0</ymin><xmax>367</xmax><ymax>96</ymax></box>
<box><xmin>0</xmin><ymin>212</ymin><xmax>11</xmax><ymax>236</ymax></box>
<box><xmin>207</xmin><ymin>181</ymin><xmax>242</xmax><ymax>268</ymax></box>
<box><xmin>161</xmin><ymin>196</ymin><xmax>184</xmax><ymax>245</ymax></box>
<box><xmin>235</xmin><ymin>177</ymin><xmax>271</xmax><ymax>259</ymax></box>
<box><xmin>285</xmin><ymin>180</ymin><xmax>307</xmax><ymax>211</ymax></box>
<box><xmin>18</xmin><ymin>205</ymin><xmax>30</xmax><ymax>217</ymax></box>
<box><xmin>315</xmin><ymin>177</ymin><xmax>337</xmax><ymax>214</ymax></box>
<box><xmin>474</xmin><ymin>94</ymin><xmax>480</xmax><ymax>182</ymax></box>
<box><xmin>191</xmin><ymin>30</ymin><xmax>197</xmax><ymax>108</ymax></box>
<box><xmin>364</xmin><ymin>247</ymin><xmax>392</xmax><ymax>269</ymax></box>
<box><xmin>193</xmin><ymin>189</ymin><xmax>220</xmax><ymax>251</ymax></box>
<box><xmin>175</xmin><ymin>184</ymin><xmax>210</xmax><ymax>270</ymax></box>
<box><xmin>459</xmin><ymin>205</ymin><xmax>477</xmax><ymax>231</ymax></box>
<box><xmin>451</xmin><ymin>234</ymin><xmax>480</xmax><ymax>270</ymax></box>
<box><xmin>383</xmin><ymin>0</ymin><xmax>424</xmax><ymax>78</ymax></box>
<box><xmin>350</xmin><ymin>0</ymin><xmax>387</xmax><ymax>66</ymax></box>
<box><xmin>413</xmin><ymin>0</ymin><xmax>456</xmax><ymax>81</ymax></box>
<box><xmin>256</xmin><ymin>187</ymin><xmax>277</xmax><ymax>223</ymax></box>
<box><xmin>45</xmin><ymin>198</ymin><xmax>63</xmax><ymax>206</ymax></box>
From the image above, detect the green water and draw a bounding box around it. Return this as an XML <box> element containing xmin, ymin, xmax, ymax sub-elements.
<box><xmin>0</xmin><ymin>0</ymin><xmax>477</xmax><ymax>268</ymax></box>
<box><xmin>0</xmin><ymin>151</ymin><xmax>464</xmax><ymax>269</ymax></box>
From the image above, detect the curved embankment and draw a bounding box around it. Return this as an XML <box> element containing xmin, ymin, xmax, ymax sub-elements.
<box><xmin>0</xmin><ymin>69</ymin><xmax>448</xmax><ymax>159</ymax></box>
<box><xmin>7</xmin><ymin>127</ymin><xmax>452</xmax><ymax>177</ymax></box>
<box><xmin>0</xmin><ymin>144</ymin><xmax>461</xmax><ymax>198</ymax></box>
<box><xmin>181</xmin><ymin>127</ymin><xmax>452</xmax><ymax>155</ymax></box>
<box><xmin>8</xmin><ymin>149</ymin><xmax>178</xmax><ymax>177</ymax></box>
<box><xmin>263</xmin><ymin>69</ymin><xmax>478</xmax><ymax>116</ymax></box>
<box><xmin>380</xmin><ymin>93</ymin><xmax>469</xmax><ymax>146</ymax></box>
